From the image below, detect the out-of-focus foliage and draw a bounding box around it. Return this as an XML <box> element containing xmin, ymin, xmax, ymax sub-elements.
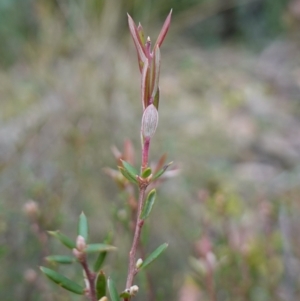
<box><xmin>0</xmin><ymin>0</ymin><xmax>291</xmax><ymax>66</ymax></box>
<box><xmin>1</xmin><ymin>0</ymin><xmax>300</xmax><ymax>301</ymax></box>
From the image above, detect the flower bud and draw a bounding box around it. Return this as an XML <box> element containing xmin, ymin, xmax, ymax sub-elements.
<box><xmin>136</xmin><ymin>258</ymin><xmax>143</xmax><ymax>268</ymax></box>
<box><xmin>130</xmin><ymin>285</ymin><xmax>139</xmax><ymax>296</ymax></box>
<box><xmin>76</xmin><ymin>235</ymin><xmax>86</xmax><ymax>252</ymax></box>
<box><xmin>99</xmin><ymin>297</ymin><xmax>108</xmax><ymax>301</ymax></box>
<box><xmin>23</xmin><ymin>200</ymin><xmax>39</xmax><ymax>219</ymax></box>
<box><xmin>73</xmin><ymin>248</ymin><xmax>83</xmax><ymax>260</ymax></box>
<box><xmin>24</xmin><ymin>269</ymin><xmax>37</xmax><ymax>283</ymax></box>
<box><xmin>141</xmin><ymin>104</ymin><xmax>159</xmax><ymax>138</ymax></box>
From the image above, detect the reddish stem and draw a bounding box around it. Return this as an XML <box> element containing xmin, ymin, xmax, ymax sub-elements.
<box><xmin>125</xmin><ymin>186</ymin><xmax>147</xmax><ymax>289</ymax></box>
<box><xmin>142</xmin><ymin>138</ymin><xmax>150</xmax><ymax>171</ymax></box>
<box><xmin>80</xmin><ymin>256</ymin><xmax>97</xmax><ymax>301</ymax></box>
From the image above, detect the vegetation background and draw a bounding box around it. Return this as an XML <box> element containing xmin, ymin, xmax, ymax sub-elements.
<box><xmin>1</xmin><ymin>0</ymin><xmax>300</xmax><ymax>300</ymax></box>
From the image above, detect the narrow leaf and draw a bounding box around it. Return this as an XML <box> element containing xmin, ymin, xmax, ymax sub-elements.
<box><xmin>141</xmin><ymin>167</ymin><xmax>152</xmax><ymax>178</ymax></box>
<box><xmin>154</xmin><ymin>9</ymin><xmax>172</xmax><ymax>49</ymax></box>
<box><xmin>94</xmin><ymin>252</ymin><xmax>107</xmax><ymax>272</ymax></box>
<box><xmin>40</xmin><ymin>267</ymin><xmax>84</xmax><ymax>295</ymax></box>
<box><xmin>153</xmin><ymin>87</ymin><xmax>160</xmax><ymax>110</ymax></box>
<box><xmin>108</xmin><ymin>278</ymin><xmax>121</xmax><ymax>301</ymax></box>
<box><xmin>45</xmin><ymin>255</ymin><xmax>75</xmax><ymax>264</ymax></box>
<box><xmin>141</xmin><ymin>58</ymin><xmax>150</xmax><ymax>110</ymax></box>
<box><xmin>86</xmin><ymin>243</ymin><xmax>116</xmax><ymax>253</ymax></box>
<box><xmin>153</xmin><ymin>161</ymin><xmax>173</xmax><ymax>180</ymax></box>
<box><xmin>127</xmin><ymin>14</ymin><xmax>147</xmax><ymax>71</ymax></box>
<box><xmin>139</xmin><ymin>243</ymin><xmax>168</xmax><ymax>270</ymax></box>
<box><xmin>120</xmin><ymin>160</ymin><xmax>138</xmax><ymax>181</ymax></box>
<box><xmin>93</xmin><ymin>232</ymin><xmax>113</xmax><ymax>272</ymax></box>
<box><xmin>118</xmin><ymin>167</ymin><xmax>137</xmax><ymax>184</ymax></box>
<box><xmin>48</xmin><ymin>231</ymin><xmax>76</xmax><ymax>249</ymax></box>
<box><xmin>137</xmin><ymin>23</ymin><xmax>145</xmax><ymax>45</ymax></box>
<box><xmin>96</xmin><ymin>271</ymin><xmax>107</xmax><ymax>300</ymax></box>
<box><xmin>150</xmin><ymin>46</ymin><xmax>161</xmax><ymax>99</ymax></box>
<box><xmin>78</xmin><ymin>212</ymin><xmax>88</xmax><ymax>242</ymax></box>
<box><xmin>140</xmin><ymin>189</ymin><xmax>156</xmax><ymax>220</ymax></box>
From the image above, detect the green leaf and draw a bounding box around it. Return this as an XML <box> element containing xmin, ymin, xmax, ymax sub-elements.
<box><xmin>140</xmin><ymin>189</ymin><xmax>156</xmax><ymax>220</ymax></box>
<box><xmin>141</xmin><ymin>167</ymin><xmax>152</xmax><ymax>178</ymax></box>
<box><xmin>120</xmin><ymin>290</ymin><xmax>131</xmax><ymax>298</ymax></box>
<box><xmin>40</xmin><ymin>266</ymin><xmax>84</xmax><ymax>295</ymax></box>
<box><xmin>118</xmin><ymin>167</ymin><xmax>137</xmax><ymax>184</ymax></box>
<box><xmin>48</xmin><ymin>231</ymin><xmax>76</xmax><ymax>249</ymax></box>
<box><xmin>45</xmin><ymin>255</ymin><xmax>75</xmax><ymax>264</ymax></box>
<box><xmin>94</xmin><ymin>252</ymin><xmax>107</xmax><ymax>272</ymax></box>
<box><xmin>78</xmin><ymin>212</ymin><xmax>88</xmax><ymax>242</ymax></box>
<box><xmin>96</xmin><ymin>271</ymin><xmax>106</xmax><ymax>300</ymax></box>
<box><xmin>153</xmin><ymin>161</ymin><xmax>173</xmax><ymax>180</ymax></box>
<box><xmin>139</xmin><ymin>243</ymin><xmax>168</xmax><ymax>270</ymax></box>
<box><xmin>121</xmin><ymin>160</ymin><xmax>138</xmax><ymax>181</ymax></box>
<box><xmin>108</xmin><ymin>278</ymin><xmax>121</xmax><ymax>301</ymax></box>
<box><xmin>86</xmin><ymin>243</ymin><xmax>116</xmax><ymax>253</ymax></box>
<box><xmin>93</xmin><ymin>232</ymin><xmax>113</xmax><ymax>272</ymax></box>
<box><xmin>153</xmin><ymin>87</ymin><xmax>160</xmax><ymax>110</ymax></box>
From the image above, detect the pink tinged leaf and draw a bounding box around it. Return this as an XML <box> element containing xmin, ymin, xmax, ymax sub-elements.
<box><xmin>141</xmin><ymin>104</ymin><xmax>159</xmax><ymax>138</ymax></box>
<box><xmin>154</xmin><ymin>9</ymin><xmax>172</xmax><ymax>49</ymax></box>
<box><xmin>137</xmin><ymin>23</ymin><xmax>145</xmax><ymax>45</ymax></box>
<box><xmin>153</xmin><ymin>153</ymin><xmax>167</xmax><ymax>174</ymax></box>
<box><xmin>141</xmin><ymin>58</ymin><xmax>150</xmax><ymax>110</ymax></box>
<box><xmin>153</xmin><ymin>87</ymin><xmax>160</xmax><ymax>110</ymax></box>
<box><xmin>124</xmin><ymin>139</ymin><xmax>135</xmax><ymax>165</ymax></box>
<box><xmin>150</xmin><ymin>46</ymin><xmax>161</xmax><ymax>99</ymax></box>
<box><xmin>127</xmin><ymin>14</ymin><xmax>147</xmax><ymax>72</ymax></box>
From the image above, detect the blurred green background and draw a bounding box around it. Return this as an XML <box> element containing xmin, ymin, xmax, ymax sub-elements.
<box><xmin>1</xmin><ymin>0</ymin><xmax>300</xmax><ymax>300</ymax></box>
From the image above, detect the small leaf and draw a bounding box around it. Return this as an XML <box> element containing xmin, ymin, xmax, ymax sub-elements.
<box><xmin>48</xmin><ymin>231</ymin><xmax>76</xmax><ymax>249</ymax></box>
<box><xmin>40</xmin><ymin>266</ymin><xmax>84</xmax><ymax>295</ymax></box>
<box><xmin>108</xmin><ymin>278</ymin><xmax>121</xmax><ymax>301</ymax></box>
<box><xmin>141</xmin><ymin>167</ymin><xmax>152</xmax><ymax>178</ymax></box>
<box><xmin>141</xmin><ymin>58</ymin><xmax>150</xmax><ymax>110</ymax></box>
<box><xmin>96</xmin><ymin>271</ymin><xmax>107</xmax><ymax>300</ymax></box>
<box><xmin>150</xmin><ymin>46</ymin><xmax>161</xmax><ymax>99</ymax></box>
<box><xmin>118</xmin><ymin>167</ymin><xmax>137</xmax><ymax>184</ymax></box>
<box><xmin>121</xmin><ymin>160</ymin><xmax>138</xmax><ymax>179</ymax></box>
<box><xmin>93</xmin><ymin>232</ymin><xmax>113</xmax><ymax>272</ymax></box>
<box><xmin>153</xmin><ymin>161</ymin><xmax>173</xmax><ymax>180</ymax></box>
<box><xmin>120</xmin><ymin>290</ymin><xmax>131</xmax><ymax>298</ymax></box>
<box><xmin>153</xmin><ymin>87</ymin><xmax>160</xmax><ymax>110</ymax></box>
<box><xmin>140</xmin><ymin>189</ymin><xmax>156</xmax><ymax>220</ymax></box>
<box><xmin>94</xmin><ymin>252</ymin><xmax>107</xmax><ymax>272</ymax></box>
<box><xmin>78</xmin><ymin>212</ymin><xmax>88</xmax><ymax>242</ymax></box>
<box><xmin>154</xmin><ymin>9</ymin><xmax>172</xmax><ymax>49</ymax></box>
<box><xmin>86</xmin><ymin>243</ymin><xmax>116</xmax><ymax>253</ymax></box>
<box><xmin>127</xmin><ymin>13</ymin><xmax>147</xmax><ymax>72</ymax></box>
<box><xmin>121</xmin><ymin>160</ymin><xmax>138</xmax><ymax>182</ymax></box>
<box><xmin>137</xmin><ymin>23</ymin><xmax>145</xmax><ymax>45</ymax></box>
<box><xmin>139</xmin><ymin>243</ymin><xmax>168</xmax><ymax>270</ymax></box>
<box><xmin>45</xmin><ymin>255</ymin><xmax>75</xmax><ymax>264</ymax></box>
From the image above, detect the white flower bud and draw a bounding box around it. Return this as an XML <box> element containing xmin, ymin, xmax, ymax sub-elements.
<box><xmin>73</xmin><ymin>248</ymin><xmax>83</xmax><ymax>260</ymax></box>
<box><xmin>23</xmin><ymin>200</ymin><xmax>39</xmax><ymax>218</ymax></box>
<box><xmin>136</xmin><ymin>258</ymin><xmax>143</xmax><ymax>268</ymax></box>
<box><xmin>130</xmin><ymin>285</ymin><xmax>139</xmax><ymax>296</ymax></box>
<box><xmin>76</xmin><ymin>235</ymin><xmax>86</xmax><ymax>252</ymax></box>
<box><xmin>99</xmin><ymin>297</ymin><xmax>108</xmax><ymax>301</ymax></box>
<box><xmin>141</xmin><ymin>104</ymin><xmax>159</xmax><ymax>138</ymax></box>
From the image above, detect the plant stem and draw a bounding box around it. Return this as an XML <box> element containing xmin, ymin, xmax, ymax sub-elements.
<box><xmin>125</xmin><ymin>186</ymin><xmax>147</xmax><ymax>289</ymax></box>
<box><xmin>142</xmin><ymin>138</ymin><xmax>150</xmax><ymax>171</ymax></box>
<box><xmin>81</xmin><ymin>256</ymin><xmax>97</xmax><ymax>301</ymax></box>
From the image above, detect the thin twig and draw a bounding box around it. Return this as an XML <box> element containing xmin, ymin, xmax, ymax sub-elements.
<box><xmin>126</xmin><ymin>185</ymin><xmax>147</xmax><ymax>289</ymax></box>
<box><xmin>81</xmin><ymin>256</ymin><xmax>97</xmax><ymax>301</ymax></box>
